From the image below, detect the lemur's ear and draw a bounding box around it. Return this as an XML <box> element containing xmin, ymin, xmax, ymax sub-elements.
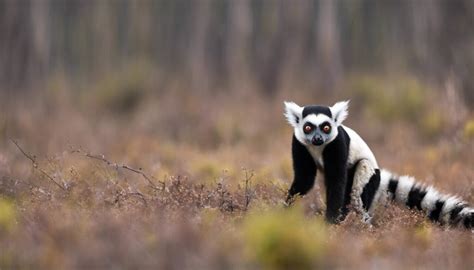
<box><xmin>330</xmin><ymin>100</ymin><xmax>349</xmax><ymax>125</ymax></box>
<box><xmin>284</xmin><ymin>101</ymin><xmax>303</xmax><ymax>127</ymax></box>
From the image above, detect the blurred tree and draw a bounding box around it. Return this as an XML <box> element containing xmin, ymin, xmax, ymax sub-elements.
<box><xmin>1</xmin><ymin>0</ymin><xmax>474</xmax><ymax>106</ymax></box>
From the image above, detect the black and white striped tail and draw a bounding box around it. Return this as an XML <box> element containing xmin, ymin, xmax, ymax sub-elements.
<box><xmin>378</xmin><ymin>169</ymin><xmax>473</xmax><ymax>230</ymax></box>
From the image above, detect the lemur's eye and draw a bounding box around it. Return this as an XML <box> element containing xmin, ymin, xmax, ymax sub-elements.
<box><xmin>322</xmin><ymin>125</ymin><xmax>331</xmax><ymax>134</ymax></box>
<box><xmin>303</xmin><ymin>124</ymin><xmax>313</xmax><ymax>134</ymax></box>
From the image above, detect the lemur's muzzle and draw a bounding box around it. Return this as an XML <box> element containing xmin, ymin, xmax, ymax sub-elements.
<box><xmin>312</xmin><ymin>135</ymin><xmax>324</xmax><ymax>146</ymax></box>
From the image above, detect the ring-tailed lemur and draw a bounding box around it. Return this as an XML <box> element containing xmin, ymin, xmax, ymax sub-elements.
<box><xmin>284</xmin><ymin>100</ymin><xmax>473</xmax><ymax>229</ymax></box>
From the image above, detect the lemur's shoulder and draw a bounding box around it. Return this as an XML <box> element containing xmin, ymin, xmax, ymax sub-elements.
<box><xmin>341</xmin><ymin>125</ymin><xmax>378</xmax><ymax>168</ymax></box>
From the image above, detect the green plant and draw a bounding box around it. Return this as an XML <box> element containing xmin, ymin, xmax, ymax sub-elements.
<box><xmin>243</xmin><ymin>207</ymin><xmax>327</xmax><ymax>270</ymax></box>
<box><xmin>350</xmin><ymin>75</ymin><xmax>429</xmax><ymax>122</ymax></box>
<box><xmin>464</xmin><ymin>119</ymin><xmax>474</xmax><ymax>139</ymax></box>
<box><xmin>0</xmin><ymin>198</ymin><xmax>16</xmax><ymax>233</ymax></box>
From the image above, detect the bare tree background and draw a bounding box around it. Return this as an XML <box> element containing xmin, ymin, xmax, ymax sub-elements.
<box><xmin>1</xmin><ymin>0</ymin><xmax>474</xmax><ymax>104</ymax></box>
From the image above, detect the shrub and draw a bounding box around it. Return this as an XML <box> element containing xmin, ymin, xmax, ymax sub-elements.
<box><xmin>421</xmin><ymin>110</ymin><xmax>444</xmax><ymax>139</ymax></box>
<box><xmin>464</xmin><ymin>119</ymin><xmax>474</xmax><ymax>139</ymax></box>
<box><xmin>0</xmin><ymin>198</ymin><xmax>16</xmax><ymax>233</ymax></box>
<box><xmin>243</xmin><ymin>206</ymin><xmax>327</xmax><ymax>270</ymax></box>
<box><xmin>91</xmin><ymin>61</ymin><xmax>152</xmax><ymax>114</ymax></box>
<box><xmin>349</xmin><ymin>74</ymin><xmax>451</xmax><ymax>138</ymax></box>
<box><xmin>190</xmin><ymin>159</ymin><xmax>236</xmax><ymax>183</ymax></box>
<box><xmin>350</xmin><ymin>74</ymin><xmax>428</xmax><ymax>122</ymax></box>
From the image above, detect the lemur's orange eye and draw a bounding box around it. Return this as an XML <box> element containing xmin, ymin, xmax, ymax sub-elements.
<box><xmin>304</xmin><ymin>125</ymin><xmax>312</xmax><ymax>134</ymax></box>
<box><xmin>322</xmin><ymin>125</ymin><xmax>331</xmax><ymax>134</ymax></box>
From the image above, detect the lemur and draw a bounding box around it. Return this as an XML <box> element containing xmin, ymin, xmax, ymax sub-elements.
<box><xmin>284</xmin><ymin>100</ymin><xmax>473</xmax><ymax>229</ymax></box>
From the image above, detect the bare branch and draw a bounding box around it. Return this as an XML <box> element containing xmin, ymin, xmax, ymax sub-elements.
<box><xmin>10</xmin><ymin>139</ymin><xmax>66</xmax><ymax>191</ymax></box>
<box><xmin>126</xmin><ymin>192</ymin><xmax>148</xmax><ymax>207</ymax></box>
<box><xmin>242</xmin><ymin>168</ymin><xmax>254</xmax><ymax>211</ymax></box>
<box><xmin>71</xmin><ymin>148</ymin><xmax>163</xmax><ymax>190</ymax></box>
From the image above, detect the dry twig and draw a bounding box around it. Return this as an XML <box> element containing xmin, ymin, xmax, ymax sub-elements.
<box><xmin>11</xmin><ymin>139</ymin><xmax>66</xmax><ymax>191</ymax></box>
<box><xmin>71</xmin><ymin>148</ymin><xmax>163</xmax><ymax>190</ymax></box>
<box><xmin>242</xmin><ymin>168</ymin><xmax>254</xmax><ymax>211</ymax></box>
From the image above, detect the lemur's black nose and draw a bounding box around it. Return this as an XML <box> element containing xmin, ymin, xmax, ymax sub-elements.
<box><xmin>312</xmin><ymin>136</ymin><xmax>324</xmax><ymax>146</ymax></box>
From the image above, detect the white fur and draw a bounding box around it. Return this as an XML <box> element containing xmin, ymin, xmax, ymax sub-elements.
<box><xmin>284</xmin><ymin>101</ymin><xmax>303</xmax><ymax>128</ymax></box>
<box><xmin>343</xmin><ymin>125</ymin><xmax>378</xmax><ymax>168</ymax></box>
<box><xmin>459</xmin><ymin>207</ymin><xmax>474</xmax><ymax>218</ymax></box>
<box><xmin>380</xmin><ymin>169</ymin><xmax>393</xmax><ymax>186</ymax></box>
<box><xmin>374</xmin><ymin>170</ymin><xmax>390</xmax><ymax>209</ymax></box>
<box><xmin>394</xmin><ymin>176</ymin><xmax>415</xmax><ymax>204</ymax></box>
<box><xmin>421</xmin><ymin>186</ymin><xmax>441</xmax><ymax>212</ymax></box>
<box><xmin>378</xmin><ymin>169</ymin><xmax>396</xmax><ymax>206</ymax></box>
<box><xmin>303</xmin><ymin>114</ymin><xmax>334</xmax><ymax>128</ymax></box>
<box><xmin>306</xmin><ymin>144</ymin><xmax>325</xmax><ymax>168</ymax></box>
<box><xmin>351</xmin><ymin>159</ymin><xmax>375</xmax><ymax>212</ymax></box>
<box><xmin>440</xmin><ymin>196</ymin><xmax>463</xmax><ymax>224</ymax></box>
<box><xmin>330</xmin><ymin>100</ymin><xmax>350</xmax><ymax>125</ymax></box>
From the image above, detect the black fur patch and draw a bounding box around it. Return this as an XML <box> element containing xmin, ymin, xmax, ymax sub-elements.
<box><xmin>449</xmin><ymin>204</ymin><xmax>465</xmax><ymax>223</ymax></box>
<box><xmin>322</xmin><ymin>126</ymin><xmax>350</xmax><ymax>223</ymax></box>
<box><xmin>388</xmin><ymin>178</ymin><xmax>398</xmax><ymax>200</ymax></box>
<box><xmin>428</xmin><ymin>200</ymin><xmax>445</xmax><ymax>223</ymax></box>
<box><xmin>406</xmin><ymin>186</ymin><xmax>427</xmax><ymax>210</ymax></box>
<box><xmin>302</xmin><ymin>105</ymin><xmax>332</xmax><ymax>118</ymax></box>
<box><xmin>463</xmin><ymin>212</ymin><xmax>473</xmax><ymax>229</ymax></box>
<box><xmin>361</xmin><ymin>169</ymin><xmax>381</xmax><ymax>211</ymax></box>
<box><xmin>346</xmin><ymin>160</ymin><xmax>361</xmax><ymax>187</ymax></box>
<box><xmin>286</xmin><ymin>135</ymin><xmax>317</xmax><ymax>203</ymax></box>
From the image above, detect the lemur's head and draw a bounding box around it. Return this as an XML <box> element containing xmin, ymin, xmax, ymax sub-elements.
<box><xmin>284</xmin><ymin>101</ymin><xmax>349</xmax><ymax>147</ymax></box>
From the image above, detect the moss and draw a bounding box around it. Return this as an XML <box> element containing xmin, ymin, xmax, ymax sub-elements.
<box><xmin>413</xmin><ymin>223</ymin><xmax>433</xmax><ymax>248</ymax></box>
<box><xmin>243</xmin><ymin>206</ymin><xmax>327</xmax><ymax>270</ymax></box>
<box><xmin>464</xmin><ymin>119</ymin><xmax>474</xmax><ymax>139</ymax></box>
<box><xmin>424</xmin><ymin>147</ymin><xmax>441</xmax><ymax>164</ymax></box>
<box><xmin>0</xmin><ymin>198</ymin><xmax>16</xmax><ymax>233</ymax></box>
<box><xmin>421</xmin><ymin>111</ymin><xmax>445</xmax><ymax>139</ymax></box>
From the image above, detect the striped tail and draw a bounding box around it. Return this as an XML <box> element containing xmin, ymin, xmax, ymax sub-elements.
<box><xmin>378</xmin><ymin>169</ymin><xmax>474</xmax><ymax>230</ymax></box>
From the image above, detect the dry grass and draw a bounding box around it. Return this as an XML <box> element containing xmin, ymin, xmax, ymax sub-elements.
<box><xmin>0</xmin><ymin>84</ymin><xmax>473</xmax><ymax>270</ymax></box>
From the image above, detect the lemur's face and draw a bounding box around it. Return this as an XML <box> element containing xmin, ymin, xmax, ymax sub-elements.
<box><xmin>284</xmin><ymin>101</ymin><xmax>349</xmax><ymax>147</ymax></box>
<box><xmin>301</xmin><ymin>114</ymin><xmax>337</xmax><ymax>146</ymax></box>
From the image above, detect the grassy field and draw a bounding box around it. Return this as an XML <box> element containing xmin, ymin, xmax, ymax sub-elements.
<box><xmin>0</xmin><ymin>80</ymin><xmax>473</xmax><ymax>269</ymax></box>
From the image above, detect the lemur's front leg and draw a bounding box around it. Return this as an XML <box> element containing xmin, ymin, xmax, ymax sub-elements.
<box><xmin>286</xmin><ymin>135</ymin><xmax>317</xmax><ymax>205</ymax></box>
<box><xmin>321</xmin><ymin>128</ymin><xmax>350</xmax><ymax>224</ymax></box>
<box><xmin>324</xmin><ymin>162</ymin><xmax>348</xmax><ymax>223</ymax></box>
<box><xmin>350</xmin><ymin>159</ymin><xmax>381</xmax><ymax>223</ymax></box>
